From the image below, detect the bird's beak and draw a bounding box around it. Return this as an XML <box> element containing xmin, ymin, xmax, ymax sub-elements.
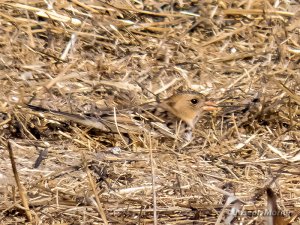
<box><xmin>203</xmin><ymin>101</ymin><xmax>218</xmax><ymax>111</ymax></box>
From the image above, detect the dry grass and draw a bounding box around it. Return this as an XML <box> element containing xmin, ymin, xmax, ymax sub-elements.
<box><xmin>0</xmin><ymin>0</ymin><xmax>299</xmax><ymax>224</ymax></box>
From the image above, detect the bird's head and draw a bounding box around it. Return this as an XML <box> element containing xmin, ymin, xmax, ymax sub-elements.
<box><xmin>159</xmin><ymin>91</ymin><xmax>217</xmax><ymax>127</ymax></box>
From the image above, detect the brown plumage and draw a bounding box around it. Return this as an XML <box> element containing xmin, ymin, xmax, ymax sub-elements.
<box><xmin>27</xmin><ymin>92</ymin><xmax>217</xmax><ymax>142</ymax></box>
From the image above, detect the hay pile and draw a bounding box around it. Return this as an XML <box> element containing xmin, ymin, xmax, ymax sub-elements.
<box><xmin>0</xmin><ymin>0</ymin><xmax>299</xmax><ymax>224</ymax></box>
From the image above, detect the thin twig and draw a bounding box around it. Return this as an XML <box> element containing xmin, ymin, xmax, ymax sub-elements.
<box><xmin>149</xmin><ymin>134</ymin><xmax>157</xmax><ymax>225</ymax></box>
<box><xmin>7</xmin><ymin>140</ymin><xmax>33</xmax><ymax>222</ymax></box>
<box><xmin>82</xmin><ymin>152</ymin><xmax>109</xmax><ymax>225</ymax></box>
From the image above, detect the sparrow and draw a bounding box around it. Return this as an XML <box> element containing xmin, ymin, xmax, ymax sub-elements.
<box><xmin>26</xmin><ymin>91</ymin><xmax>217</xmax><ymax>142</ymax></box>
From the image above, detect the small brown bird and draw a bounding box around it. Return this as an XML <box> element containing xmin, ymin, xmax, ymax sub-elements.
<box><xmin>27</xmin><ymin>91</ymin><xmax>216</xmax><ymax>142</ymax></box>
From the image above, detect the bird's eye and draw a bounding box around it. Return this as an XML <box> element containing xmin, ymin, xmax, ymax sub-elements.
<box><xmin>190</xmin><ymin>99</ymin><xmax>198</xmax><ymax>104</ymax></box>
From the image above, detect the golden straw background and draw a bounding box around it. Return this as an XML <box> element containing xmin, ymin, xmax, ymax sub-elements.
<box><xmin>0</xmin><ymin>0</ymin><xmax>299</xmax><ymax>224</ymax></box>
